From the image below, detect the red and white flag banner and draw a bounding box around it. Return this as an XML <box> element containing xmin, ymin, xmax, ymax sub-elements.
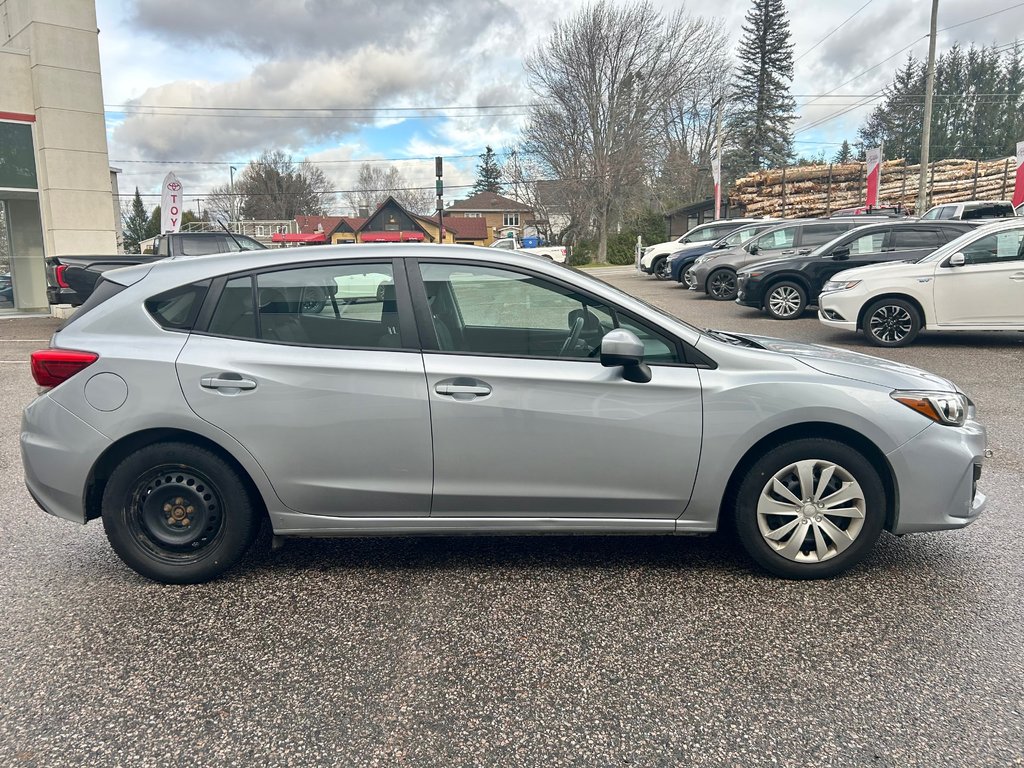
<box><xmin>1013</xmin><ymin>141</ymin><xmax>1024</xmax><ymax>209</ymax></box>
<box><xmin>711</xmin><ymin>154</ymin><xmax>722</xmax><ymax>219</ymax></box>
<box><xmin>865</xmin><ymin>146</ymin><xmax>882</xmax><ymax>208</ymax></box>
<box><xmin>160</xmin><ymin>172</ymin><xmax>184</xmax><ymax>234</ymax></box>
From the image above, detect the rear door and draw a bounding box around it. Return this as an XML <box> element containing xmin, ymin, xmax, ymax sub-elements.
<box><xmin>175</xmin><ymin>258</ymin><xmax>434</xmax><ymax>516</ymax></box>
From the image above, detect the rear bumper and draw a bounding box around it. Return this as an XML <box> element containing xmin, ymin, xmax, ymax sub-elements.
<box><xmin>21</xmin><ymin>395</ymin><xmax>110</xmax><ymax>524</ymax></box>
<box><xmin>47</xmin><ymin>286</ymin><xmax>83</xmax><ymax>306</ymax></box>
<box><xmin>886</xmin><ymin>418</ymin><xmax>987</xmax><ymax>534</ymax></box>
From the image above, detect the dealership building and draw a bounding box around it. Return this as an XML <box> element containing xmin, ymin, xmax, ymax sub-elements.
<box><xmin>1</xmin><ymin>0</ymin><xmax>118</xmax><ymax>313</ymax></box>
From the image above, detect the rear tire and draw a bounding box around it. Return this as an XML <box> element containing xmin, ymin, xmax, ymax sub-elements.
<box><xmin>863</xmin><ymin>298</ymin><xmax>921</xmax><ymax>347</ymax></box>
<box><xmin>707</xmin><ymin>268</ymin><xmax>738</xmax><ymax>301</ymax></box>
<box><xmin>101</xmin><ymin>442</ymin><xmax>260</xmax><ymax>584</ymax></box>
<box><xmin>764</xmin><ymin>281</ymin><xmax>807</xmax><ymax>319</ymax></box>
<box><xmin>732</xmin><ymin>438</ymin><xmax>886</xmax><ymax>579</ymax></box>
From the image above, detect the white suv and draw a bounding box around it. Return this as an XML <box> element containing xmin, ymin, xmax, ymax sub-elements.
<box><xmin>818</xmin><ymin>219</ymin><xmax>1024</xmax><ymax>346</ymax></box>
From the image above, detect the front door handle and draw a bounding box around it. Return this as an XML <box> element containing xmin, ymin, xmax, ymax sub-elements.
<box><xmin>434</xmin><ymin>377</ymin><xmax>492</xmax><ymax>400</ymax></box>
<box><xmin>201</xmin><ymin>375</ymin><xmax>257</xmax><ymax>391</ymax></box>
<box><xmin>1010</xmin><ymin>272</ymin><xmax>1024</xmax><ymax>281</ymax></box>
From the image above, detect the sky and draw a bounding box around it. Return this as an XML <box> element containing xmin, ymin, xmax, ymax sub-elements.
<box><xmin>95</xmin><ymin>0</ymin><xmax>1024</xmax><ymax>215</ymax></box>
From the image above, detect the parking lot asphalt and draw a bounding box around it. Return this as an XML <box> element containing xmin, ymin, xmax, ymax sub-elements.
<box><xmin>1</xmin><ymin>284</ymin><xmax>1022</xmax><ymax>768</ymax></box>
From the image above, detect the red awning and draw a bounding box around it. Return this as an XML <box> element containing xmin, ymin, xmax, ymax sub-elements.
<box><xmin>271</xmin><ymin>232</ymin><xmax>327</xmax><ymax>243</ymax></box>
<box><xmin>360</xmin><ymin>231</ymin><xmax>425</xmax><ymax>243</ymax></box>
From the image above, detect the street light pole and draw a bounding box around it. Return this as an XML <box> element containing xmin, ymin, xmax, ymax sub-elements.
<box><xmin>916</xmin><ymin>0</ymin><xmax>939</xmax><ymax>214</ymax></box>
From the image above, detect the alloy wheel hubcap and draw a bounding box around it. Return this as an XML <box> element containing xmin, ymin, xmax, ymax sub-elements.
<box><xmin>710</xmin><ymin>273</ymin><xmax>736</xmax><ymax>298</ymax></box>
<box><xmin>869</xmin><ymin>306</ymin><xmax>912</xmax><ymax>342</ymax></box>
<box><xmin>756</xmin><ymin>459</ymin><xmax>866</xmax><ymax>563</ymax></box>
<box><xmin>769</xmin><ymin>286</ymin><xmax>801</xmax><ymax>317</ymax></box>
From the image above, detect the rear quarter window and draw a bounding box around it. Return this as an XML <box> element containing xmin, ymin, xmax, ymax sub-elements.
<box><xmin>145</xmin><ymin>281</ymin><xmax>210</xmax><ymax>331</ymax></box>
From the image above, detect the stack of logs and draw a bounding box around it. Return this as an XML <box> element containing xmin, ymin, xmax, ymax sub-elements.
<box><xmin>730</xmin><ymin>157</ymin><xmax>1018</xmax><ymax>217</ymax></box>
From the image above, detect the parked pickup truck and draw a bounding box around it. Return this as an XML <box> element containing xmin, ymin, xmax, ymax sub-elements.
<box><xmin>487</xmin><ymin>236</ymin><xmax>567</xmax><ymax>264</ymax></box>
<box><xmin>47</xmin><ymin>231</ymin><xmax>265</xmax><ymax>306</ymax></box>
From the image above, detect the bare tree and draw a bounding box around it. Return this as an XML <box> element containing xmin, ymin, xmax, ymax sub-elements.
<box><xmin>343</xmin><ymin>163</ymin><xmax>435</xmax><ymax>216</ymax></box>
<box><xmin>524</xmin><ymin>1</ymin><xmax>724</xmax><ymax>261</ymax></box>
<box><xmin>203</xmin><ymin>184</ymin><xmax>234</xmax><ymax>223</ymax></box>
<box><xmin>236</xmin><ymin>150</ymin><xmax>335</xmax><ymax>220</ymax></box>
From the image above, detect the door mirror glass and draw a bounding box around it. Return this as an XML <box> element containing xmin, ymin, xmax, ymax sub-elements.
<box><xmin>832</xmin><ymin>246</ymin><xmax>851</xmax><ymax>260</ymax></box>
<box><xmin>600</xmin><ymin>329</ymin><xmax>651</xmax><ymax>383</ymax></box>
<box><xmin>748</xmin><ymin>244</ymin><xmax>759</xmax><ymax>255</ymax></box>
<box><xmin>948</xmin><ymin>252</ymin><xmax>966</xmax><ymax>267</ymax></box>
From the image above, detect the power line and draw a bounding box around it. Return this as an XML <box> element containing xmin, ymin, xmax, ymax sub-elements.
<box><xmin>936</xmin><ymin>2</ymin><xmax>1024</xmax><ymax>32</ymax></box>
<box><xmin>794</xmin><ymin>0</ymin><xmax>875</xmax><ymax>64</ymax></box>
<box><xmin>104</xmin><ymin>102</ymin><xmax>542</xmax><ymax>112</ymax></box>
<box><xmin>110</xmin><ymin>154</ymin><xmax>482</xmax><ymax>166</ymax></box>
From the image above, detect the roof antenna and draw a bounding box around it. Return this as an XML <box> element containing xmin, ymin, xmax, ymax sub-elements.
<box><xmin>217</xmin><ymin>218</ymin><xmax>250</xmax><ymax>251</ymax></box>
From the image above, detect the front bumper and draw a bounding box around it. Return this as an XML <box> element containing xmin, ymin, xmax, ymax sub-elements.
<box><xmin>689</xmin><ymin>264</ymin><xmax>712</xmax><ymax>291</ymax></box>
<box><xmin>21</xmin><ymin>394</ymin><xmax>110</xmax><ymax>524</ymax></box>
<box><xmin>735</xmin><ymin>275</ymin><xmax>764</xmax><ymax>308</ymax></box>
<box><xmin>886</xmin><ymin>418</ymin><xmax>987</xmax><ymax>534</ymax></box>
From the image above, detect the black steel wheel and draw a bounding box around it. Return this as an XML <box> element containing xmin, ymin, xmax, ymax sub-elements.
<box><xmin>707</xmin><ymin>269</ymin><xmax>738</xmax><ymax>301</ymax></box>
<box><xmin>863</xmin><ymin>298</ymin><xmax>921</xmax><ymax>347</ymax></box>
<box><xmin>653</xmin><ymin>257</ymin><xmax>672</xmax><ymax>280</ymax></box>
<box><xmin>764</xmin><ymin>281</ymin><xmax>808</xmax><ymax>320</ymax></box>
<box><xmin>102</xmin><ymin>442</ymin><xmax>259</xmax><ymax>583</ymax></box>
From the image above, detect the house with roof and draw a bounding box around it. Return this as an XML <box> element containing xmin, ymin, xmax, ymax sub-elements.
<box><xmin>322</xmin><ymin>197</ymin><xmax>489</xmax><ymax>246</ymax></box>
<box><xmin>445</xmin><ymin>191</ymin><xmax>535</xmax><ymax>245</ymax></box>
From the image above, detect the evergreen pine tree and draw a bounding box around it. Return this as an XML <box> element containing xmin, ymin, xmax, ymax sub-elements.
<box><xmin>473</xmin><ymin>146</ymin><xmax>503</xmax><ymax>194</ymax></box>
<box><xmin>726</xmin><ymin>0</ymin><xmax>797</xmax><ymax>174</ymax></box>
<box><xmin>833</xmin><ymin>140</ymin><xmax>853</xmax><ymax>164</ymax></box>
<box><xmin>122</xmin><ymin>188</ymin><xmax>149</xmax><ymax>254</ymax></box>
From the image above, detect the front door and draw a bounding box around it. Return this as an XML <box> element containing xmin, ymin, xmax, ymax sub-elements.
<box><xmin>410</xmin><ymin>260</ymin><xmax>703</xmax><ymax>519</ymax></box>
<box><xmin>176</xmin><ymin>260</ymin><xmax>433</xmax><ymax>516</ymax></box>
<box><xmin>933</xmin><ymin>227</ymin><xmax>1024</xmax><ymax>326</ymax></box>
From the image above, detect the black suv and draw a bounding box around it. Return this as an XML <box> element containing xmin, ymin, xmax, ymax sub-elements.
<box><xmin>735</xmin><ymin>220</ymin><xmax>975</xmax><ymax>319</ymax></box>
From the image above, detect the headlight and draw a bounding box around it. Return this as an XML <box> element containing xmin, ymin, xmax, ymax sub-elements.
<box><xmin>891</xmin><ymin>390</ymin><xmax>969</xmax><ymax>426</ymax></box>
<box><xmin>742</xmin><ymin>271</ymin><xmax>764</xmax><ymax>279</ymax></box>
<box><xmin>694</xmin><ymin>256</ymin><xmax>708</xmax><ymax>265</ymax></box>
<box><xmin>821</xmin><ymin>279</ymin><xmax>861</xmax><ymax>293</ymax></box>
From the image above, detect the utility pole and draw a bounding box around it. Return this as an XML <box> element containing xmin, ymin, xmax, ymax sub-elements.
<box><xmin>229</xmin><ymin>165</ymin><xmax>238</xmax><ymax>224</ymax></box>
<box><xmin>435</xmin><ymin>156</ymin><xmax>445</xmax><ymax>242</ymax></box>
<box><xmin>713</xmin><ymin>97</ymin><xmax>724</xmax><ymax>220</ymax></box>
<box><xmin>916</xmin><ymin>0</ymin><xmax>939</xmax><ymax>214</ymax></box>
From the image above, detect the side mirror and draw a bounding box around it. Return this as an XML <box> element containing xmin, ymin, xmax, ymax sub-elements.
<box><xmin>715</xmin><ymin>242</ymin><xmax>729</xmax><ymax>249</ymax></box>
<box><xmin>600</xmin><ymin>329</ymin><xmax>652</xmax><ymax>383</ymax></box>
<box><xmin>748</xmin><ymin>244</ymin><xmax>759</xmax><ymax>255</ymax></box>
<box><xmin>948</xmin><ymin>252</ymin><xmax>966</xmax><ymax>267</ymax></box>
<box><xmin>832</xmin><ymin>247</ymin><xmax>851</xmax><ymax>260</ymax></box>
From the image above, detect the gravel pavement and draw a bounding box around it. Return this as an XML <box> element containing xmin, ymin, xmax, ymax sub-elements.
<box><xmin>0</xmin><ymin>282</ymin><xmax>1022</xmax><ymax>767</ymax></box>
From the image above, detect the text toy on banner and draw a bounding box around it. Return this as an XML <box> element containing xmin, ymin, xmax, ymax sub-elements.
<box><xmin>161</xmin><ymin>173</ymin><xmax>184</xmax><ymax>233</ymax></box>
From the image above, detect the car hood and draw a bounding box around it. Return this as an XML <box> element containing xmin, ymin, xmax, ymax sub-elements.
<box><xmin>739</xmin><ymin>255</ymin><xmax>813</xmax><ymax>272</ymax></box>
<box><xmin>828</xmin><ymin>259</ymin><xmax>925</xmax><ymax>281</ymax></box>
<box><xmin>695</xmin><ymin>245</ymin><xmax>747</xmax><ymax>264</ymax></box>
<box><xmin>733</xmin><ymin>333</ymin><xmax>957</xmax><ymax>391</ymax></box>
<box><xmin>671</xmin><ymin>244</ymin><xmax>716</xmax><ymax>261</ymax></box>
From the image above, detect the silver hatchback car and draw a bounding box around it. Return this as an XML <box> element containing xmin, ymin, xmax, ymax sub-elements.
<box><xmin>22</xmin><ymin>245</ymin><xmax>987</xmax><ymax>583</ymax></box>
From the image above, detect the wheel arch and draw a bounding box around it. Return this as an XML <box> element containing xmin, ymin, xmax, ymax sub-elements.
<box><xmin>856</xmin><ymin>292</ymin><xmax>928</xmax><ymax>331</ymax></box>
<box><xmin>718</xmin><ymin>421</ymin><xmax>899</xmax><ymax>533</ymax></box>
<box><xmin>84</xmin><ymin>428</ymin><xmax>269</xmax><ymax>523</ymax></box>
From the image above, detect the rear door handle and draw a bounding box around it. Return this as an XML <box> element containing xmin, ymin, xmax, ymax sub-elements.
<box><xmin>201</xmin><ymin>375</ymin><xmax>257</xmax><ymax>391</ymax></box>
<box><xmin>434</xmin><ymin>378</ymin><xmax>492</xmax><ymax>400</ymax></box>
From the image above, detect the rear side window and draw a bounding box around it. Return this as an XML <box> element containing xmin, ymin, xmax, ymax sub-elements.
<box><xmin>962</xmin><ymin>203</ymin><xmax>1015</xmax><ymax>220</ymax></box>
<box><xmin>145</xmin><ymin>281</ymin><xmax>210</xmax><ymax>331</ymax></box>
<box><xmin>179</xmin><ymin>236</ymin><xmax>227</xmax><ymax>256</ymax></box>
<box><xmin>891</xmin><ymin>229</ymin><xmax>941</xmax><ymax>250</ymax></box>
<box><xmin>801</xmin><ymin>224</ymin><xmax>852</xmax><ymax>247</ymax></box>
<box><xmin>57</xmin><ymin>278</ymin><xmax>125</xmax><ymax>331</ymax></box>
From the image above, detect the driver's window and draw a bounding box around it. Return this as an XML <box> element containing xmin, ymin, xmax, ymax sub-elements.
<box><xmin>960</xmin><ymin>230</ymin><xmax>1024</xmax><ymax>265</ymax></box>
<box><xmin>419</xmin><ymin>263</ymin><xmax>680</xmax><ymax>362</ymax></box>
<box><xmin>754</xmin><ymin>228</ymin><xmax>795</xmax><ymax>250</ymax></box>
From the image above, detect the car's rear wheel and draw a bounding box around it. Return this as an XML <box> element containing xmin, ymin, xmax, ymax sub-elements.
<box><xmin>863</xmin><ymin>298</ymin><xmax>921</xmax><ymax>347</ymax></box>
<box><xmin>733</xmin><ymin>438</ymin><xmax>886</xmax><ymax>579</ymax></box>
<box><xmin>654</xmin><ymin>257</ymin><xmax>671</xmax><ymax>280</ymax></box>
<box><xmin>101</xmin><ymin>442</ymin><xmax>259</xmax><ymax>583</ymax></box>
<box><xmin>707</xmin><ymin>268</ymin><xmax>738</xmax><ymax>300</ymax></box>
<box><xmin>764</xmin><ymin>281</ymin><xmax>807</xmax><ymax>319</ymax></box>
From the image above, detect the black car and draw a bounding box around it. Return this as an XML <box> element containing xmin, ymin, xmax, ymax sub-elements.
<box><xmin>735</xmin><ymin>221</ymin><xmax>975</xmax><ymax>319</ymax></box>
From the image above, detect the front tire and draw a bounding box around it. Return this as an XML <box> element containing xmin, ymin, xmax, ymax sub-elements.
<box><xmin>101</xmin><ymin>442</ymin><xmax>260</xmax><ymax>583</ymax></box>
<box><xmin>863</xmin><ymin>298</ymin><xmax>921</xmax><ymax>347</ymax></box>
<box><xmin>653</xmin><ymin>257</ymin><xmax>671</xmax><ymax>280</ymax></box>
<box><xmin>707</xmin><ymin>268</ymin><xmax>738</xmax><ymax>300</ymax></box>
<box><xmin>732</xmin><ymin>438</ymin><xmax>886</xmax><ymax>579</ymax></box>
<box><xmin>764</xmin><ymin>281</ymin><xmax>807</xmax><ymax>319</ymax></box>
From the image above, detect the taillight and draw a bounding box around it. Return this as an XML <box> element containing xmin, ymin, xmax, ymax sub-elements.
<box><xmin>30</xmin><ymin>349</ymin><xmax>98</xmax><ymax>388</ymax></box>
<box><xmin>55</xmin><ymin>264</ymin><xmax>69</xmax><ymax>288</ymax></box>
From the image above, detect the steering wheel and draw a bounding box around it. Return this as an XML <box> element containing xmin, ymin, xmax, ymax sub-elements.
<box><xmin>558</xmin><ymin>316</ymin><xmax>585</xmax><ymax>357</ymax></box>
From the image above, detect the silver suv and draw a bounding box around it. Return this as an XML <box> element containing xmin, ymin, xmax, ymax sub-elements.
<box><xmin>689</xmin><ymin>219</ymin><xmax>871</xmax><ymax>300</ymax></box>
<box><xmin>22</xmin><ymin>245</ymin><xmax>986</xmax><ymax>583</ymax></box>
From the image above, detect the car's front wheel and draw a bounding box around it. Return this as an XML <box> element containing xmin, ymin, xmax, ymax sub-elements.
<box><xmin>707</xmin><ymin>268</ymin><xmax>738</xmax><ymax>300</ymax></box>
<box><xmin>733</xmin><ymin>438</ymin><xmax>886</xmax><ymax>579</ymax></box>
<box><xmin>764</xmin><ymin>281</ymin><xmax>807</xmax><ymax>319</ymax></box>
<box><xmin>863</xmin><ymin>298</ymin><xmax>921</xmax><ymax>347</ymax></box>
<box><xmin>101</xmin><ymin>442</ymin><xmax>260</xmax><ymax>583</ymax></box>
<box><xmin>653</xmin><ymin>257</ymin><xmax>671</xmax><ymax>280</ymax></box>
